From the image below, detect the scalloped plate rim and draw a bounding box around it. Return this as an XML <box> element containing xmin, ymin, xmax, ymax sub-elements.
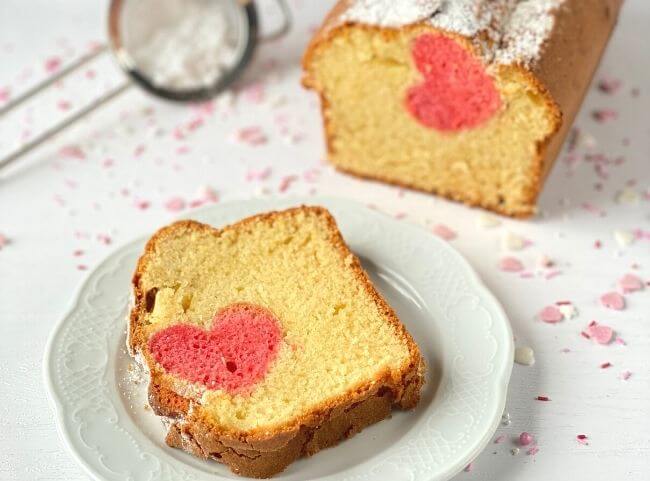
<box><xmin>43</xmin><ymin>195</ymin><xmax>514</xmax><ymax>481</ymax></box>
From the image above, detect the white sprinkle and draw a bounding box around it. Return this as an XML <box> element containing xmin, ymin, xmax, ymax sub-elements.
<box><xmin>502</xmin><ymin>232</ymin><xmax>526</xmax><ymax>251</ymax></box>
<box><xmin>616</xmin><ymin>188</ymin><xmax>640</xmax><ymax>205</ymax></box>
<box><xmin>477</xmin><ymin>213</ymin><xmax>501</xmax><ymax>228</ymax></box>
<box><xmin>557</xmin><ymin>303</ymin><xmax>577</xmax><ymax>320</ymax></box>
<box><xmin>579</xmin><ymin>131</ymin><xmax>598</xmax><ymax>150</ymax></box>
<box><xmin>511</xmin><ymin>447</ymin><xmax>520</xmax><ymax>455</ymax></box>
<box><xmin>614</xmin><ymin>229</ymin><xmax>635</xmax><ymax>248</ymax></box>
<box><xmin>515</xmin><ymin>346</ymin><xmax>535</xmax><ymax>366</ymax></box>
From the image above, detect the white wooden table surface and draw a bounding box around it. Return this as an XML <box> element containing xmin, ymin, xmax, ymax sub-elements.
<box><xmin>0</xmin><ymin>1</ymin><xmax>648</xmax><ymax>480</ymax></box>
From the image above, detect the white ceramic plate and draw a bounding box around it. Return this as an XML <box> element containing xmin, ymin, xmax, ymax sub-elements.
<box><xmin>44</xmin><ymin>196</ymin><xmax>513</xmax><ymax>481</ymax></box>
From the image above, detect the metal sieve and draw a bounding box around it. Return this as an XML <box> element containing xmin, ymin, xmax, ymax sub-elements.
<box><xmin>0</xmin><ymin>0</ymin><xmax>291</xmax><ymax>169</ymax></box>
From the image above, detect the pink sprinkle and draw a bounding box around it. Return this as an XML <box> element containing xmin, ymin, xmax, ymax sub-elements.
<box><xmin>57</xmin><ymin>100</ymin><xmax>71</xmax><ymax>111</ymax></box>
<box><xmin>581</xmin><ymin>202</ymin><xmax>606</xmax><ymax>217</ymax></box>
<box><xmin>539</xmin><ymin>305</ymin><xmax>563</xmax><ymax>323</ymax></box>
<box><xmin>591</xmin><ymin>109</ymin><xmax>618</xmax><ymax>123</ymax></box>
<box><xmin>619</xmin><ymin>273</ymin><xmax>644</xmax><ymax>293</ymax></box>
<box><xmin>464</xmin><ymin>463</ymin><xmax>473</xmax><ymax>472</ymax></box>
<box><xmin>598</xmin><ymin>77</ymin><xmax>622</xmax><ymax>94</ymax></box>
<box><xmin>187</xmin><ymin>117</ymin><xmax>204</xmax><ymax>131</ymax></box>
<box><xmin>526</xmin><ymin>446</ymin><xmax>539</xmax><ymax>456</ymax></box>
<box><xmin>433</xmin><ymin>224</ymin><xmax>456</xmax><ymax>241</ymax></box>
<box><xmin>303</xmin><ymin>168</ymin><xmax>320</xmax><ymax>183</ymax></box>
<box><xmin>73</xmin><ymin>249</ymin><xmax>84</xmax><ymax>257</ymax></box>
<box><xmin>536</xmin><ymin>396</ymin><xmax>551</xmax><ymax>402</ymax></box>
<box><xmin>620</xmin><ymin>370</ymin><xmax>632</xmax><ymax>381</ymax></box>
<box><xmin>241</xmin><ymin>82</ymin><xmax>265</xmax><ymax>104</ymax></box>
<box><xmin>165</xmin><ymin>197</ymin><xmax>186</xmax><ymax>212</ymax></box>
<box><xmin>600</xmin><ymin>291</ymin><xmax>625</xmax><ymax>310</ymax></box>
<box><xmin>172</xmin><ymin>126</ymin><xmax>186</xmax><ymax>140</ymax></box>
<box><xmin>615</xmin><ymin>337</ymin><xmax>627</xmax><ymax>346</ymax></box>
<box><xmin>494</xmin><ymin>435</ymin><xmax>507</xmax><ymax>444</ymax></box>
<box><xmin>576</xmin><ymin>434</ymin><xmax>588</xmax><ymax>445</ymax></box>
<box><xmin>600</xmin><ymin>362</ymin><xmax>612</xmax><ymax>369</ymax></box>
<box><xmin>279</xmin><ymin>175</ymin><xmax>297</xmax><ymax>193</ymax></box>
<box><xmin>519</xmin><ymin>432</ymin><xmax>534</xmax><ymax>446</ymax></box>
<box><xmin>394</xmin><ymin>212</ymin><xmax>407</xmax><ymax>220</ymax></box>
<box><xmin>133</xmin><ymin>144</ymin><xmax>146</xmax><ymax>157</ymax></box>
<box><xmin>246</xmin><ymin>167</ymin><xmax>272</xmax><ymax>182</ymax></box>
<box><xmin>77</xmin><ymin>264</ymin><xmax>88</xmax><ymax>271</ymax></box>
<box><xmin>45</xmin><ymin>56</ymin><xmax>62</xmax><ymax>73</ymax></box>
<box><xmin>236</xmin><ymin>126</ymin><xmax>267</xmax><ymax>146</ymax></box>
<box><xmin>633</xmin><ymin>229</ymin><xmax>650</xmax><ymax>241</ymax></box>
<box><xmin>0</xmin><ymin>86</ymin><xmax>10</xmax><ymax>103</ymax></box>
<box><xmin>97</xmin><ymin>234</ymin><xmax>112</xmax><ymax>245</ymax></box>
<box><xmin>544</xmin><ymin>269</ymin><xmax>562</xmax><ymax>280</ymax></box>
<box><xmin>594</xmin><ymin>240</ymin><xmax>602</xmax><ymax>249</ymax></box>
<box><xmin>195</xmin><ymin>185</ymin><xmax>218</xmax><ymax>204</ymax></box>
<box><xmin>499</xmin><ymin>257</ymin><xmax>524</xmax><ymax>273</ymax></box>
<box><xmin>0</xmin><ymin>233</ymin><xmax>10</xmax><ymax>250</ymax></box>
<box><xmin>85</xmin><ymin>69</ymin><xmax>96</xmax><ymax>79</ymax></box>
<box><xmin>134</xmin><ymin>199</ymin><xmax>150</xmax><ymax>210</ymax></box>
<box><xmin>585</xmin><ymin>322</ymin><xmax>615</xmax><ymax>345</ymax></box>
<box><xmin>59</xmin><ymin>145</ymin><xmax>85</xmax><ymax>160</ymax></box>
<box><xmin>102</xmin><ymin>158</ymin><xmax>114</xmax><ymax>168</ymax></box>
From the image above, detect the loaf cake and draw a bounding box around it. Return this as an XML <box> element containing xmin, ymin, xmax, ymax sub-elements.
<box><xmin>129</xmin><ymin>206</ymin><xmax>425</xmax><ymax>478</ymax></box>
<box><xmin>302</xmin><ymin>0</ymin><xmax>623</xmax><ymax>217</ymax></box>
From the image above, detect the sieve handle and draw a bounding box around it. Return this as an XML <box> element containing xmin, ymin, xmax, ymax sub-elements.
<box><xmin>258</xmin><ymin>0</ymin><xmax>292</xmax><ymax>42</ymax></box>
<box><xmin>0</xmin><ymin>45</ymin><xmax>109</xmax><ymax>118</ymax></box>
<box><xmin>0</xmin><ymin>81</ymin><xmax>132</xmax><ymax>171</ymax></box>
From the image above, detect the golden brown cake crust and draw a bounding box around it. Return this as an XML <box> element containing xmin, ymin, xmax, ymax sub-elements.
<box><xmin>129</xmin><ymin>206</ymin><xmax>425</xmax><ymax>478</ymax></box>
<box><xmin>532</xmin><ymin>0</ymin><xmax>624</xmax><ymax>183</ymax></box>
<box><xmin>302</xmin><ymin>1</ymin><xmax>623</xmax><ymax>218</ymax></box>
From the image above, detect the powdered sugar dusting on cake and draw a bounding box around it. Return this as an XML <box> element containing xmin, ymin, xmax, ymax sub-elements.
<box><xmin>496</xmin><ymin>0</ymin><xmax>564</xmax><ymax>64</ymax></box>
<box><xmin>343</xmin><ymin>0</ymin><xmax>444</xmax><ymax>27</ymax></box>
<box><xmin>429</xmin><ymin>0</ymin><xmax>492</xmax><ymax>36</ymax></box>
<box><xmin>342</xmin><ymin>0</ymin><xmax>565</xmax><ymax>65</ymax></box>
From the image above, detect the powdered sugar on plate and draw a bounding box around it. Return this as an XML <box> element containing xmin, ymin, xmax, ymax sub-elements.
<box><xmin>342</xmin><ymin>0</ymin><xmax>565</xmax><ymax>66</ymax></box>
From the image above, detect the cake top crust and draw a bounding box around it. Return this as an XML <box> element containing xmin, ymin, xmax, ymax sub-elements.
<box><xmin>341</xmin><ymin>0</ymin><xmax>565</xmax><ymax>65</ymax></box>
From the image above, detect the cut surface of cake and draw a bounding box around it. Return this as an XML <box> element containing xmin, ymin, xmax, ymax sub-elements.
<box><xmin>302</xmin><ymin>0</ymin><xmax>622</xmax><ymax>217</ymax></box>
<box><xmin>129</xmin><ymin>206</ymin><xmax>425</xmax><ymax>478</ymax></box>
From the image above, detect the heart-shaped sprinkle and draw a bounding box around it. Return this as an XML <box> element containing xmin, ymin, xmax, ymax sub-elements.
<box><xmin>584</xmin><ymin>321</ymin><xmax>615</xmax><ymax>345</ymax></box>
<box><xmin>539</xmin><ymin>305</ymin><xmax>563</xmax><ymax>323</ymax></box>
<box><xmin>149</xmin><ymin>304</ymin><xmax>282</xmax><ymax>392</ymax></box>
<box><xmin>600</xmin><ymin>291</ymin><xmax>625</xmax><ymax>310</ymax></box>
<box><xmin>405</xmin><ymin>34</ymin><xmax>501</xmax><ymax>131</ymax></box>
<box><xmin>619</xmin><ymin>273</ymin><xmax>644</xmax><ymax>293</ymax></box>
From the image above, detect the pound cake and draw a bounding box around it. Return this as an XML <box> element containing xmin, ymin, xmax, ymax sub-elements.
<box><xmin>303</xmin><ymin>0</ymin><xmax>623</xmax><ymax>217</ymax></box>
<box><xmin>129</xmin><ymin>206</ymin><xmax>425</xmax><ymax>478</ymax></box>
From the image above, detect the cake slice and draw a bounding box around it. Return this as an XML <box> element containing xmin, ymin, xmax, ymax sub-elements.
<box><xmin>302</xmin><ymin>0</ymin><xmax>622</xmax><ymax>217</ymax></box>
<box><xmin>129</xmin><ymin>206</ymin><xmax>425</xmax><ymax>478</ymax></box>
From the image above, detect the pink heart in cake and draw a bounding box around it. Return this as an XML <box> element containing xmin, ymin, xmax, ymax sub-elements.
<box><xmin>405</xmin><ymin>34</ymin><xmax>501</xmax><ymax>131</ymax></box>
<box><xmin>149</xmin><ymin>303</ymin><xmax>282</xmax><ymax>393</ymax></box>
